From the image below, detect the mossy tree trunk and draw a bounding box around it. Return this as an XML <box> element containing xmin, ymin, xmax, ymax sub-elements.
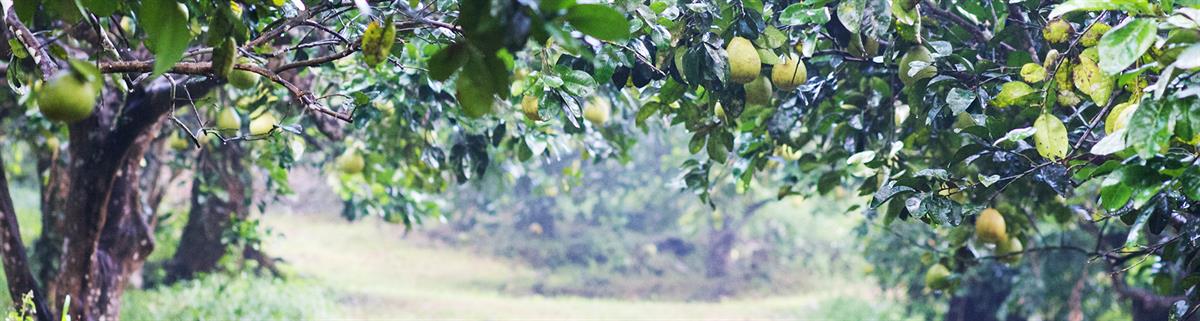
<box><xmin>164</xmin><ymin>144</ymin><xmax>249</xmax><ymax>283</ymax></box>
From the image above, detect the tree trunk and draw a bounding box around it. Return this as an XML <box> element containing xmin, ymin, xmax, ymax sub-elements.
<box><xmin>165</xmin><ymin>144</ymin><xmax>248</xmax><ymax>283</ymax></box>
<box><xmin>51</xmin><ymin>80</ymin><xmax>216</xmax><ymax>321</ymax></box>
<box><xmin>33</xmin><ymin>149</ymin><xmax>69</xmax><ymax>304</ymax></box>
<box><xmin>92</xmin><ymin>143</ymin><xmax>157</xmax><ymax>319</ymax></box>
<box><xmin>703</xmin><ymin>200</ymin><xmax>769</xmax><ymax>279</ymax></box>
<box><xmin>1113</xmin><ymin>272</ymin><xmax>1183</xmax><ymax>321</ymax></box>
<box><xmin>0</xmin><ymin>156</ymin><xmax>53</xmax><ymax>321</ymax></box>
<box><xmin>705</xmin><ymin>228</ymin><xmax>734</xmax><ymax>278</ymax></box>
<box><xmin>943</xmin><ymin>265</ymin><xmax>1013</xmax><ymax>321</ymax></box>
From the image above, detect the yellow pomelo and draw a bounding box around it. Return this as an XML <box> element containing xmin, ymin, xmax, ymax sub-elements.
<box><xmin>771</xmin><ymin>54</ymin><xmax>807</xmax><ymax>91</ymax></box>
<box><xmin>249</xmin><ymin>112</ymin><xmax>277</xmax><ymax>136</ymax></box>
<box><xmin>997</xmin><ymin>237</ymin><xmax>1023</xmax><ymax>264</ymax></box>
<box><xmin>521</xmin><ymin>95</ymin><xmax>541</xmax><ymax>121</ymax></box>
<box><xmin>925</xmin><ymin>264</ymin><xmax>951</xmax><ymax>290</ymax></box>
<box><xmin>216</xmin><ymin>108</ymin><xmax>241</xmax><ymax>132</ymax></box>
<box><xmin>1043</xmin><ymin>19</ymin><xmax>1072</xmax><ymax>44</ymax></box>
<box><xmin>727</xmin><ymin>37</ymin><xmax>761</xmax><ymax>84</ymax></box>
<box><xmin>337</xmin><ymin>149</ymin><xmax>366</xmax><ymax>174</ymax></box>
<box><xmin>975</xmin><ymin>208</ymin><xmax>1007</xmax><ymax>245</ymax></box>
<box><xmin>583</xmin><ymin>96</ymin><xmax>611</xmax><ymax>126</ymax></box>
<box><xmin>744</xmin><ymin>76</ymin><xmax>773</xmax><ymax>106</ymax></box>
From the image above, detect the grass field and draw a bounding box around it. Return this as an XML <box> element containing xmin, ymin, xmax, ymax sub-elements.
<box><xmin>262</xmin><ymin>213</ymin><xmax>913</xmax><ymax>320</ymax></box>
<box><xmin>0</xmin><ymin>180</ymin><xmax>913</xmax><ymax>320</ymax></box>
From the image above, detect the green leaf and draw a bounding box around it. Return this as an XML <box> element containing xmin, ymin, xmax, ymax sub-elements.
<box><xmin>47</xmin><ymin>0</ymin><xmax>84</xmax><ymax>23</ymax></box>
<box><xmin>1048</xmin><ymin>0</ymin><xmax>1152</xmax><ymax>19</ymax></box>
<box><xmin>990</xmin><ymin>81</ymin><xmax>1034</xmax><ymax>108</ymax></box>
<box><xmin>689</xmin><ymin>132</ymin><xmax>707</xmax><ymax>154</ymax></box>
<box><xmin>428</xmin><ymin>43</ymin><xmax>468</xmax><ymax>81</ymax></box>
<box><xmin>946</xmin><ymin>87</ymin><xmax>976</xmax><ymax>115</ymax></box>
<box><xmin>83</xmin><ymin>0</ymin><xmax>119</xmax><ymax>17</ymax></box>
<box><xmin>1127</xmin><ymin>98</ymin><xmax>1173</xmax><ymax>159</ymax></box>
<box><xmin>8</xmin><ymin>39</ymin><xmax>28</xmax><ymax>60</ymax></box>
<box><xmin>995</xmin><ymin>127</ymin><xmax>1036</xmax><ymax>145</ymax></box>
<box><xmin>1090</xmin><ymin>128</ymin><xmax>1128</xmax><ymax>155</ymax></box>
<box><xmin>565</xmin><ymin>4</ymin><xmax>631</xmax><ymax>41</ymax></box>
<box><xmin>779</xmin><ymin>4</ymin><xmax>831</xmax><ymax>25</ymax></box>
<box><xmin>707</xmin><ymin>134</ymin><xmax>728</xmax><ymax>163</ymax></box>
<box><xmin>1100</xmin><ymin>171</ymin><xmax>1132</xmax><ymax>211</ymax></box>
<box><xmin>860</xmin><ymin>0</ymin><xmax>892</xmax><ymax>40</ymax></box>
<box><xmin>917</xmin><ymin>195</ymin><xmax>963</xmax><ymax>226</ymax></box>
<box><xmin>140</xmin><ymin>0</ymin><xmax>191</xmax><ymax>78</ymax></box>
<box><xmin>517</xmin><ymin>138</ymin><xmax>533</xmax><ymax>161</ymax></box>
<box><xmin>559</xmin><ymin>69</ymin><xmax>597</xmax><ymax>98</ymax></box>
<box><xmin>1172</xmin><ymin>43</ymin><xmax>1200</xmax><ymax>69</ymax></box>
<box><xmin>456</xmin><ymin>56</ymin><xmax>502</xmax><ymax>118</ymax></box>
<box><xmin>836</xmin><ymin>0</ymin><xmax>864</xmax><ymax>33</ymax></box>
<box><xmin>1125</xmin><ymin>204</ymin><xmax>1152</xmax><ymax>247</ymax></box>
<box><xmin>1098</xmin><ymin>18</ymin><xmax>1157</xmax><ymax>75</ymax></box>
<box><xmin>1182</xmin><ymin>166</ymin><xmax>1200</xmax><ymax>201</ymax></box>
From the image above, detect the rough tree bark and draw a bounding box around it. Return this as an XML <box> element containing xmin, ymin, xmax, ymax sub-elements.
<box><xmin>50</xmin><ymin>79</ymin><xmax>217</xmax><ymax>321</ymax></box>
<box><xmin>0</xmin><ymin>157</ymin><xmax>53</xmax><ymax>321</ymax></box>
<box><xmin>164</xmin><ymin>144</ymin><xmax>249</xmax><ymax>283</ymax></box>
<box><xmin>32</xmin><ymin>149</ymin><xmax>68</xmax><ymax>303</ymax></box>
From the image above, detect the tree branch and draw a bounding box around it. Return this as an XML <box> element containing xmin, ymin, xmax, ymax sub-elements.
<box><xmin>3</xmin><ymin>4</ymin><xmax>58</xmax><ymax>78</ymax></box>
<box><xmin>99</xmin><ymin>60</ymin><xmax>353</xmax><ymax>122</ymax></box>
<box><xmin>1005</xmin><ymin>3</ymin><xmax>1043</xmax><ymax>65</ymax></box>
<box><xmin>921</xmin><ymin>0</ymin><xmax>990</xmax><ymax>44</ymax></box>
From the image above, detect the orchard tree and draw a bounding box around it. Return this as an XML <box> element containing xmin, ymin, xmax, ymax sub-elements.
<box><xmin>5</xmin><ymin>0</ymin><xmax>1200</xmax><ymax>320</ymax></box>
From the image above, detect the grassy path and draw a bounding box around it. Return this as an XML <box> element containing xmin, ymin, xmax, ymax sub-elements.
<box><xmin>263</xmin><ymin>214</ymin><xmax>892</xmax><ymax>320</ymax></box>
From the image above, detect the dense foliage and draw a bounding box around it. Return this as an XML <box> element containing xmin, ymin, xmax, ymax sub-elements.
<box><xmin>5</xmin><ymin>0</ymin><xmax>1200</xmax><ymax>319</ymax></box>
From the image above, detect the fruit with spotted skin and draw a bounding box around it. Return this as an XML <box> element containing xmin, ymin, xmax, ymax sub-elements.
<box><xmin>1081</xmin><ymin>22</ymin><xmax>1111</xmax><ymax>47</ymax></box>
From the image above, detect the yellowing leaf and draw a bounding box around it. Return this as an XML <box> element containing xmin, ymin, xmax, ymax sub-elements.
<box><xmin>991</xmin><ymin>81</ymin><xmax>1035</xmax><ymax>108</ymax></box>
<box><xmin>1034</xmin><ymin>113</ymin><xmax>1069</xmax><ymax>160</ymax></box>
<box><xmin>1073</xmin><ymin>56</ymin><xmax>1114</xmax><ymax>105</ymax></box>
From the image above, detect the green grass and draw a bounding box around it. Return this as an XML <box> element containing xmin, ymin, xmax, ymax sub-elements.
<box><xmin>262</xmin><ymin>213</ymin><xmax>909</xmax><ymax>319</ymax></box>
<box><xmin>121</xmin><ymin>273</ymin><xmax>336</xmax><ymax>321</ymax></box>
<box><xmin>0</xmin><ymin>182</ymin><xmax>910</xmax><ymax>320</ymax></box>
<box><xmin>10</xmin><ymin>186</ymin><xmax>41</xmax><ymax>246</ymax></box>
